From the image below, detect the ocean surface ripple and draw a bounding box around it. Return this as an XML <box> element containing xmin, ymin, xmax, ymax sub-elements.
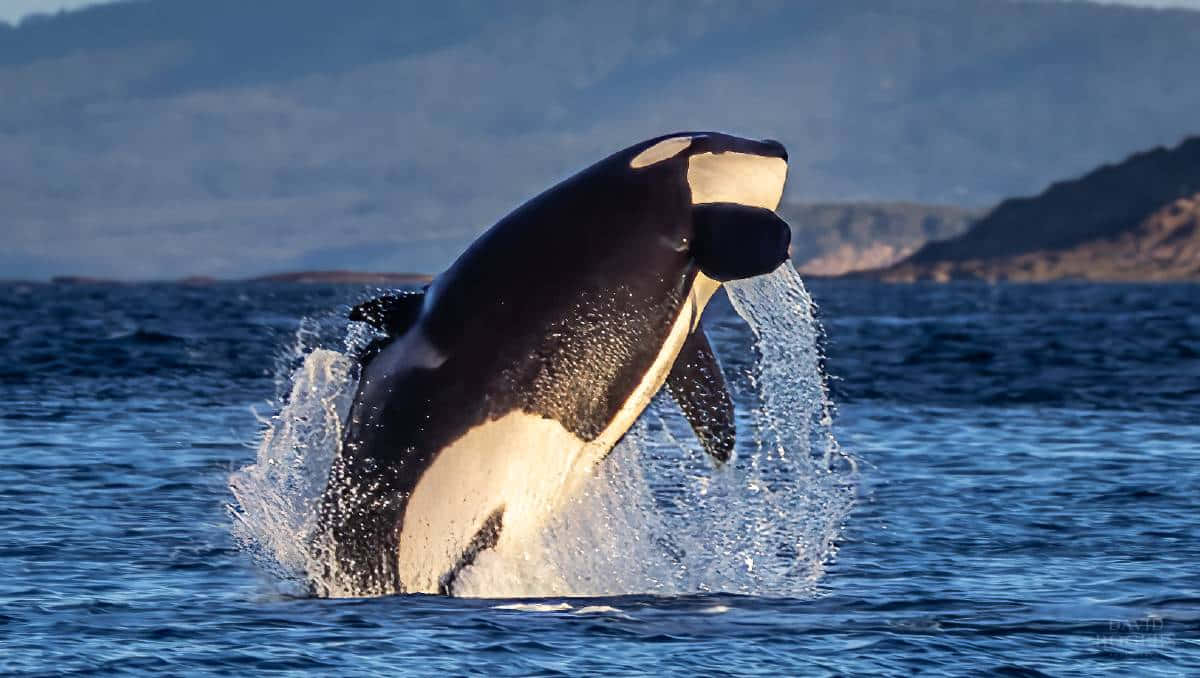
<box><xmin>1</xmin><ymin>280</ymin><xmax>1197</xmax><ymax>675</ymax></box>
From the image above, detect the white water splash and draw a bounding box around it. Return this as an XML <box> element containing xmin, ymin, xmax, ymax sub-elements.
<box><xmin>721</xmin><ymin>264</ymin><xmax>858</xmax><ymax>590</ymax></box>
<box><xmin>228</xmin><ymin>319</ymin><xmax>368</xmax><ymax>595</ymax></box>
<box><xmin>454</xmin><ymin>265</ymin><xmax>856</xmax><ymax>597</ymax></box>
<box><xmin>229</xmin><ymin>266</ymin><xmax>856</xmax><ymax>598</ymax></box>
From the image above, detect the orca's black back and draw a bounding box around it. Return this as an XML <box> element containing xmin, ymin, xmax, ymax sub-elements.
<box><xmin>361</xmin><ymin>142</ymin><xmax>696</xmax><ymax>460</ymax></box>
<box><xmin>320</xmin><ymin>140</ymin><xmax>699</xmax><ymax>592</ymax></box>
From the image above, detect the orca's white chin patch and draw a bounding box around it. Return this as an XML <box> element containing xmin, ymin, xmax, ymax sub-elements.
<box><xmin>687</xmin><ymin>152</ymin><xmax>788</xmax><ymax>210</ymax></box>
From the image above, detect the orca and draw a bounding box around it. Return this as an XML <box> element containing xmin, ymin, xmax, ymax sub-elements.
<box><xmin>316</xmin><ymin>132</ymin><xmax>791</xmax><ymax>596</ymax></box>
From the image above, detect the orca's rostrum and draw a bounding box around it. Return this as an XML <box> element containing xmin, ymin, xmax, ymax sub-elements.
<box><xmin>317</xmin><ymin>132</ymin><xmax>793</xmax><ymax>595</ymax></box>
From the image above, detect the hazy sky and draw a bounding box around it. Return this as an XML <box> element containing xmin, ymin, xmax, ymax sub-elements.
<box><xmin>3</xmin><ymin>0</ymin><xmax>1200</xmax><ymax>23</ymax></box>
<box><xmin>0</xmin><ymin>0</ymin><xmax>110</xmax><ymax>23</ymax></box>
<box><xmin>1094</xmin><ymin>0</ymin><xmax>1200</xmax><ymax>5</ymax></box>
<box><xmin>3</xmin><ymin>0</ymin><xmax>1199</xmax><ymax>278</ymax></box>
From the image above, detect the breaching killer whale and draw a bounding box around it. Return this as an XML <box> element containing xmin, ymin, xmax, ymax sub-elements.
<box><xmin>316</xmin><ymin>132</ymin><xmax>791</xmax><ymax>596</ymax></box>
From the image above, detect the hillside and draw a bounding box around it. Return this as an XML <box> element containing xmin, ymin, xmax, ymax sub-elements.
<box><xmin>3</xmin><ymin>1</ymin><xmax>1200</xmax><ymax>278</ymax></box>
<box><xmin>875</xmin><ymin>137</ymin><xmax>1200</xmax><ymax>281</ymax></box>
<box><xmin>782</xmin><ymin>202</ymin><xmax>977</xmax><ymax>276</ymax></box>
<box><xmin>877</xmin><ymin>195</ymin><xmax>1200</xmax><ymax>282</ymax></box>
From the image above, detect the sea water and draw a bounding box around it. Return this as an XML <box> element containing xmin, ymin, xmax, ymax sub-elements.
<box><xmin>1</xmin><ymin>279</ymin><xmax>1197</xmax><ymax>675</ymax></box>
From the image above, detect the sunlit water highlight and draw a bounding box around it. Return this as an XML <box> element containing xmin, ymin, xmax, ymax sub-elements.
<box><xmin>228</xmin><ymin>266</ymin><xmax>856</xmax><ymax>598</ymax></box>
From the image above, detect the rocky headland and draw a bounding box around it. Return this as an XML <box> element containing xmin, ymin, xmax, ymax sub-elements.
<box><xmin>867</xmin><ymin>137</ymin><xmax>1200</xmax><ymax>282</ymax></box>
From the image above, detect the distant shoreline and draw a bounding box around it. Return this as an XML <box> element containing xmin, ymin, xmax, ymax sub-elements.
<box><xmin>0</xmin><ymin>271</ymin><xmax>435</xmax><ymax>286</ymax></box>
<box><xmin>5</xmin><ymin>266</ymin><xmax>1198</xmax><ymax>286</ymax></box>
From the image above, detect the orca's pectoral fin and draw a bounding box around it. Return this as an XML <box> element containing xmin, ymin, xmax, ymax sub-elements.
<box><xmin>666</xmin><ymin>327</ymin><xmax>735</xmax><ymax>463</ymax></box>
<box><xmin>691</xmin><ymin>203</ymin><xmax>791</xmax><ymax>282</ymax></box>
<box><xmin>349</xmin><ymin>290</ymin><xmax>426</xmax><ymax>337</ymax></box>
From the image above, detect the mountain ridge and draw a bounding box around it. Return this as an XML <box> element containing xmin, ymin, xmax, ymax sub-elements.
<box><xmin>4</xmin><ymin>0</ymin><xmax>1200</xmax><ymax>278</ymax></box>
<box><xmin>869</xmin><ymin>137</ymin><xmax>1200</xmax><ymax>281</ymax></box>
<box><xmin>782</xmin><ymin>202</ymin><xmax>978</xmax><ymax>275</ymax></box>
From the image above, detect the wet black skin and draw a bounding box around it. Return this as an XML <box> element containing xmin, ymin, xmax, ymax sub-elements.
<box><xmin>316</xmin><ymin>132</ymin><xmax>790</xmax><ymax>595</ymax></box>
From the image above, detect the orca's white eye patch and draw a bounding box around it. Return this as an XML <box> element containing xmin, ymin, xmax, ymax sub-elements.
<box><xmin>687</xmin><ymin>152</ymin><xmax>788</xmax><ymax>210</ymax></box>
<box><xmin>629</xmin><ymin>136</ymin><xmax>693</xmax><ymax>168</ymax></box>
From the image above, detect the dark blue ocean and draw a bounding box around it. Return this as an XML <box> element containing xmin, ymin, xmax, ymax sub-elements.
<box><xmin>2</xmin><ymin>280</ymin><xmax>1198</xmax><ymax>676</ymax></box>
